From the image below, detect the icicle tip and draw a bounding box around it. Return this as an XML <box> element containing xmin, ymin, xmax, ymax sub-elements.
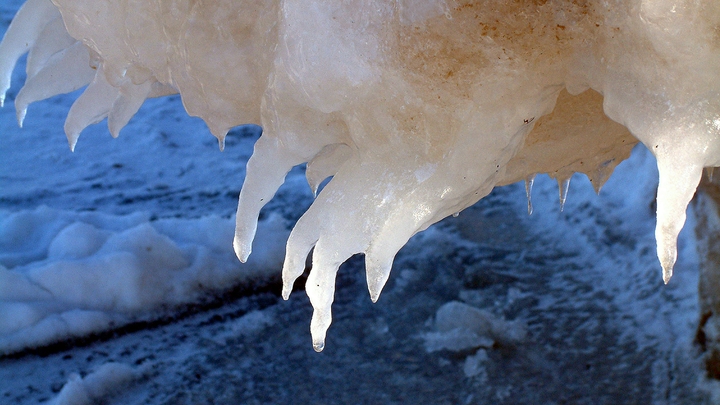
<box><xmin>662</xmin><ymin>267</ymin><xmax>673</xmax><ymax>285</ymax></box>
<box><xmin>312</xmin><ymin>340</ymin><xmax>325</xmax><ymax>353</ymax></box>
<box><xmin>16</xmin><ymin>107</ymin><xmax>26</xmax><ymax>128</ymax></box>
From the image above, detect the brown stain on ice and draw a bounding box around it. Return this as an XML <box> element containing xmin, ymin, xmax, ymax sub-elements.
<box><xmin>392</xmin><ymin>0</ymin><xmax>596</xmax><ymax>96</ymax></box>
<box><xmin>500</xmin><ymin>88</ymin><xmax>638</xmax><ymax>188</ymax></box>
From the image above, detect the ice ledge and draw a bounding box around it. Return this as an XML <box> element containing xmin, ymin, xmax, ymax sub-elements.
<box><xmin>1</xmin><ymin>0</ymin><xmax>718</xmax><ymax>350</ymax></box>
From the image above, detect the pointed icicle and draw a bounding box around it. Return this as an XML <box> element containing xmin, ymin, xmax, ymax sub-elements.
<box><xmin>525</xmin><ymin>174</ymin><xmax>536</xmax><ymax>215</ymax></box>
<box><xmin>557</xmin><ymin>176</ymin><xmax>571</xmax><ymax>212</ymax></box>
<box><xmin>706</xmin><ymin>167</ymin><xmax>715</xmax><ymax>183</ymax></box>
<box><xmin>234</xmin><ymin>135</ymin><xmax>303</xmax><ymax>263</ymax></box>
<box><xmin>108</xmin><ymin>79</ymin><xmax>153</xmax><ymax>138</ymax></box>
<box><xmin>205</xmin><ymin>119</ymin><xmax>230</xmax><ymax>152</ymax></box>
<box><xmin>589</xmin><ymin>160</ymin><xmax>615</xmax><ymax>195</ymax></box>
<box><xmin>64</xmin><ymin>66</ymin><xmax>120</xmax><ymax>151</ymax></box>
<box><xmin>208</xmin><ymin>125</ymin><xmax>228</xmax><ymax>152</ymax></box>
<box><xmin>364</xmin><ymin>219</ymin><xmax>413</xmax><ymax>304</ymax></box>
<box><xmin>654</xmin><ymin>156</ymin><xmax>703</xmax><ymax>284</ymax></box>
<box><xmin>305</xmin><ymin>143</ymin><xmax>352</xmax><ymax>197</ymax></box>
<box><xmin>305</xmin><ymin>239</ymin><xmax>342</xmax><ymax>352</ymax></box>
<box><xmin>0</xmin><ymin>0</ymin><xmax>61</xmax><ymax>107</ymax></box>
<box><xmin>365</xmin><ymin>253</ymin><xmax>394</xmax><ymax>304</ymax></box>
<box><xmin>281</xmin><ymin>214</ymin><xmax>319</xmax><ymax>300</ymax></box>
<box><xmin>15</xmin><ymin>42</ymin><xmax>95</xmax><ymax>127</ymax></box>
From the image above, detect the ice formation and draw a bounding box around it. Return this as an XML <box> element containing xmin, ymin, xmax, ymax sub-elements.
<box><xmin>1</xmin><ymin>0</ymin><xmax>719</xmax><ymax>351</ymax></box>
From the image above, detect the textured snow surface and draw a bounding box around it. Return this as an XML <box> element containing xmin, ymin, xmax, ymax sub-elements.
<box><xmin>0</xmin><ymin>206</ymin><xmax>287</xmax><ymax>355</ymax></box>
<box><xmin>1</xmin><ymin>0</ymin><xmax>719</xmax><ymax>352</ymax></box>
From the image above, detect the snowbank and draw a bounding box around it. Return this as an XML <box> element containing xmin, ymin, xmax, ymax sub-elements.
<box><xmin>0</xmin><ymin>206</ymin><xmax>288</xmax><ymax>354</ymax></box>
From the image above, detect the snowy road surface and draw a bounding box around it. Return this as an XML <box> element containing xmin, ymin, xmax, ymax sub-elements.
<box><xmin>0</xmin><ymin>1</ymin><xmax>714</xmax><ymax>403</ymax></box>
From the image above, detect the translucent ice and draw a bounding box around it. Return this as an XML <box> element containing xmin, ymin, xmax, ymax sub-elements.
<box><xmin>1</xmin><ymin>0</ymin><xmax>719</xmax><ymax>349</ymax></box>
<box><xmin>525</xmin><ymin>175</ymin><xmax>536</xmax><ymax>215</ymax></box>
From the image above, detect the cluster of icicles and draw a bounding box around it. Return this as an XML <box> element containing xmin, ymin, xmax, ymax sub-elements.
<box><xmin>2</xmin><ymin>0</ymin><xmax>719</xmax><ymax>351</ymax></box>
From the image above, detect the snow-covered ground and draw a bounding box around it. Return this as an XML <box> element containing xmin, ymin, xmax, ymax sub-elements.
<box><xmin>0</xmin><ymin>1</ymin><xmax>714</xmax><ymax>403</ymax></box>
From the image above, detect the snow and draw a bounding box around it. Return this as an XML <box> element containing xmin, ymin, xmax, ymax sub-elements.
<box><xmin>47</xmin><ymin>362</ymin><xmax>138</xmax><ymax>405</ymax></box>
<box><xmin>463</xmin><ymin>349</ymin><xmax>489</xmax><ymax>379</ymax></box>
<box><xmin>0</xmin><ymin>206</ymin><xmax>288</xmax><ymax>354</ymax></box>
<box><xmin>422</xmin><ymin>301</ymin><xmax>526</xmax><ymax>352</ymax></box>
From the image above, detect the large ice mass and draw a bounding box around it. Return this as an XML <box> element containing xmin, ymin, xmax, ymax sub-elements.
<box><xmin>1</xmin><ymin>0</ymin><xmax>719</xmax><ymax>351</ymax></box>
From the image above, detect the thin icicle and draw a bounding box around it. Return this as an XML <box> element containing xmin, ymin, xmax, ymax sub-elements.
<box><xmin>557</xmin><ymin>176</ymin><xmax>571</xmax><ymax>212</ymax></box>
<box><xmin>305</xmin><ymin>239</ymin><xmax>344</xmax><ymax>352</ymax></box>
<box><xmin>206</xmin><ymin>122</ymin><xmax>230</xmax><ymax>152</ymax></box>
<box><xmin>365</xmin><ymin>250</ymin><xmax>395</xmax><ymax>304</ymax></box>
<box><xmin>210</xmin><ymin>128</ymin><xmax>228</xmax><ymax>151</ymax></box>
<box><xmin>108</xmin><ymin>79</ymin><xmax>153</xmax><ymax>138</ymax></box>
<box><xmin>281</xmin><ymin>208</ymin><xmax>323</xmax><ymax>300</ymax></box>
<box><xmin>524</xmin><ymin>174</ymin><xmax>536</xmax><ymax>215</ymax></box>
<box><xmin>706</xmin><ymin>167</ymin><xmax>715</xmax><ymax>183</ymax></box>
<box><xmin>305</xmin><ymin>143</ymin><xmax>353</xmax><ymax>197</ymax></box>
<box><xmin>588</xmin><ymin>159</ymin><xmax>615</xmax><ymax>195</ymax></box>
<box><xmin>234</xmin><ymin>136</ymin><xmax>304</xmax><ymax>263</ymax></box>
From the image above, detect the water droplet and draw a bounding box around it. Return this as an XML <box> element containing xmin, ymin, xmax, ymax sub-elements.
<box><xmin>313</xmin><ymin>340</ymin><xmax>325</xmax><ymax>352</ymax></box>
<box><xmin>557</xmin><ymin>176</ymin><xmax>571</xmax><ymax>212</ymax></box>
<box><xmin>452</xmin><ymin>212</ymin><xmax>459</xmax><ymax>218</ymax></box>
<box><xmin>525</xmin><ymin>174</ymin><xmax>536</xmax><ymax>215</ymax></box>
